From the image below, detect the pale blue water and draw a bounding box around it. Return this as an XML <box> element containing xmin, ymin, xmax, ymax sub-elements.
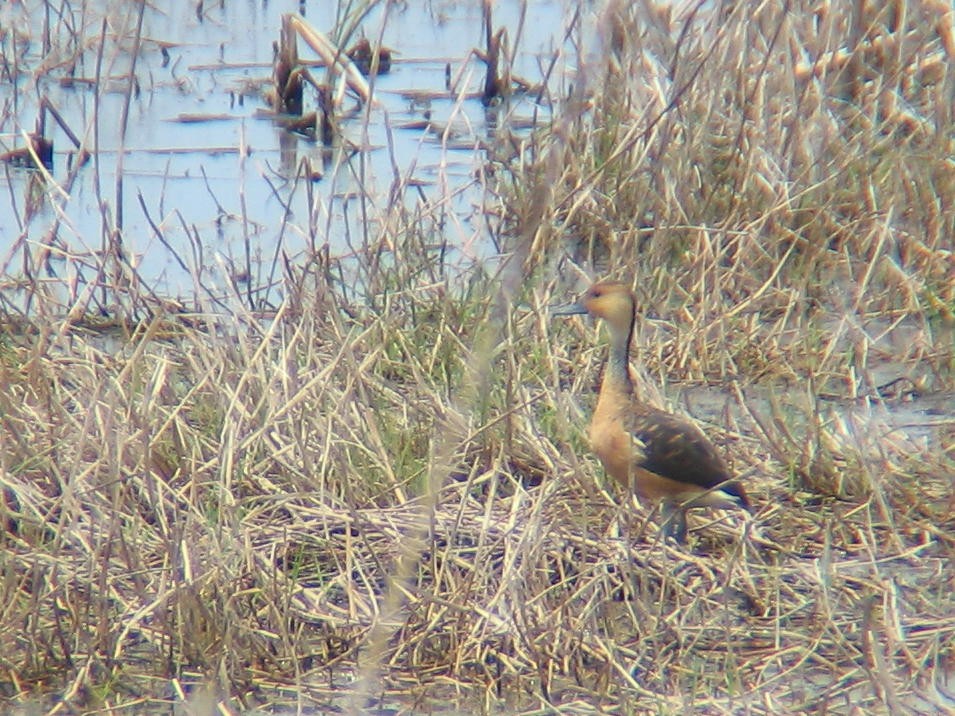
<box><xmin>0</xmin><ymin>0</ymin><xmax>577</xmax><ymax>306</ymax></box>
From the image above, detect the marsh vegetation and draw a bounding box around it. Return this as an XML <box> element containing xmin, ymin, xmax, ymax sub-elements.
<box><xmin>1</xmin><ymin>0</ymin><xmax>953</xmax><ymax>713</ymax></box>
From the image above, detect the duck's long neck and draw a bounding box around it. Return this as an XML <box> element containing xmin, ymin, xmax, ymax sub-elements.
<box><xmin>603</xmin><ymin>316</ymin><xmax>635</xmax><ymax>395</ymax></box>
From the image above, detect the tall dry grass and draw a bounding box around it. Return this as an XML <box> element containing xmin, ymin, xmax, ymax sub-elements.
<box><xmin>1</xmin><ymin>0</ymin><xmax>953</xmax><ymax>713</ymax></box>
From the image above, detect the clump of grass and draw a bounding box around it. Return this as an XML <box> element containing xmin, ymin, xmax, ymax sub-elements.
<box><xmin>1</xmin><ymin>0</ymin><xmax>954</xmax><ymax>713</ymax></box>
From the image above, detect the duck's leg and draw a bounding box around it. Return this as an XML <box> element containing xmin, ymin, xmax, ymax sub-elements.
<box><xmin>660</xmin><ymin>502</ymin><xmax>688</xmax><ymax>543</ymax></box>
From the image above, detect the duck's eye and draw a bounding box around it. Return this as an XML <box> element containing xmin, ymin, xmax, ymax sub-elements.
<box><xmin>589</xmin><ymin>288</ymin><xmax>602</xmax><ymax>298</ymax></box>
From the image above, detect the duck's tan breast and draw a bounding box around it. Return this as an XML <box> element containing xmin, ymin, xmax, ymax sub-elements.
<box><xmin>589</xmin><ymin>388</ymin><xmax>639</xmax><ymax>487</ymax></box>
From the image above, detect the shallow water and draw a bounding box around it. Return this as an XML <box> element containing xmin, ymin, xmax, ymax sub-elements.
<box><xmin>1</xmin><ymin>0</ymin><xmax>577</xmax><ymax>304</ymax></box>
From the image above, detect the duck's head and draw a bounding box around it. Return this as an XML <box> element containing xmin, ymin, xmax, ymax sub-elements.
<box><xmin>553</xmin><ymin>281</ymin><xmax>635</xmax><ymax>333</ymax></box>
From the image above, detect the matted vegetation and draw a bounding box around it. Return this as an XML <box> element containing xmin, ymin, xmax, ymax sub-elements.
<box><xmin>1</xmin><ymin>0</ymin><xmax>953</xmax><ymax>713</ymax></box>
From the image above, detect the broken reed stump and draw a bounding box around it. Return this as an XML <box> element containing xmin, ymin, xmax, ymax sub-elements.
<box><xmin>481</xmin><ymin>0</ymin><xmax>510</xmax><ymax>106</ymax></box>
<box><xmin>0</xmin><ymin>133</ymin><xmax>54</xmax><ymax>170</ymax></box>
<box><xmin>482</xmin><ymin>27</ymin><xmax>510</xmax><ymax>106</ymax></box>
<box><xmin>316</xmin><ymin>86</ymin><xmax>336</xmax><ymax>146</ymax></box>
<box><xmin>346</xmin><ymin>38</ymin><xmax>392</xmax><ymax>76</ymax></box>
<box><xmin>273</xmin><ymin>15</ymin><xmax>304</xmax><ymax>115</ymax></box>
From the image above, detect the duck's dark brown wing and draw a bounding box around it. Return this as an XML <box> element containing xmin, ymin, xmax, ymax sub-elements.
<box><xmin>628</xmin><ymin>407</ymin><xmax>749</xmax><ymax>508</ymax></box>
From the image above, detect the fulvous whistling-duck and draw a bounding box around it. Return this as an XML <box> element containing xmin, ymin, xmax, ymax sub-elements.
<box><xmin>555</xmin><ymin>281</ymin><xmax>750</xmax><ymax>542</ymax></box>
